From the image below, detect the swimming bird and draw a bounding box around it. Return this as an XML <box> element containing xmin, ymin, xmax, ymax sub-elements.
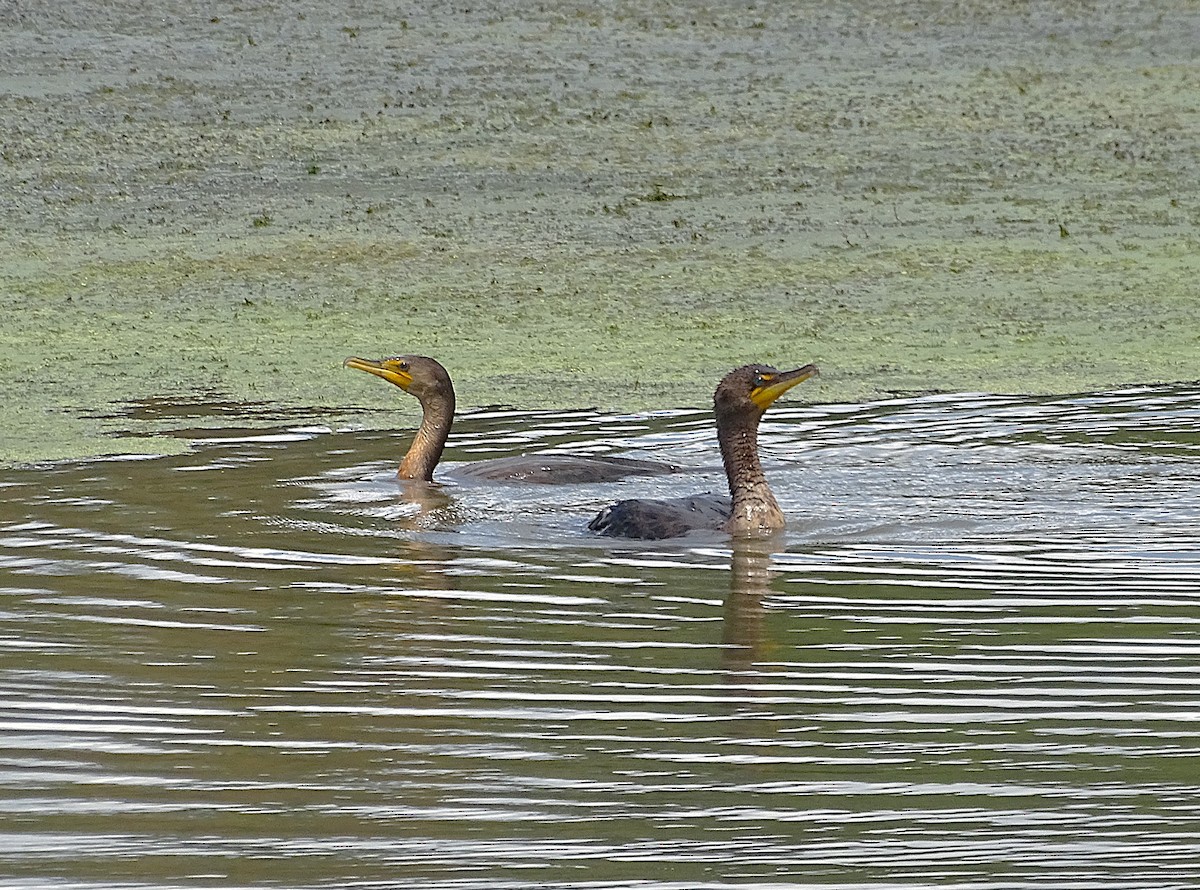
<box><xmin>344</xmin><ymin>354</ymin><xmax>678</xmax><ymax>483</ymax></box>
<box><xmin>588</xmin><ymin>363</ymin><xmax>818</xmax><ymax>539</ymax></box>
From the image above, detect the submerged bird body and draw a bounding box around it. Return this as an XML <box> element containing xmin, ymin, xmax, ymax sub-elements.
<box><xmin>588</xmin><ymin>363</ymin><xmax>818</xmax><ymax>539</ymax></box>
<box><xmin>344</xmin><ymin>354</ymin><xmax>677</xmax><ymax>484</ymax></box>
<box><xmin>453</xmin><ymin>453</ymin><xmax>682</xmax><ymax>484</ymax></box>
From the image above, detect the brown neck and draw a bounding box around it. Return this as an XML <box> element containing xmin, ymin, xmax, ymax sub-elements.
<box><xmin>398</xmin><ymin>390</ymin><xmax>454</xmax><ymax>481</ymax></box>
<box><xmin>718</xmin><ymin>413</ymin><xmax>784</xmax><ymax>534</ymax></box>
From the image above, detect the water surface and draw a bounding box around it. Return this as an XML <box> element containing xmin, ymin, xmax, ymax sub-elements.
<box><xmin>2</xmin><ymin>387</ymin><xmax>1200</xmax><ymax>888</ymax></box>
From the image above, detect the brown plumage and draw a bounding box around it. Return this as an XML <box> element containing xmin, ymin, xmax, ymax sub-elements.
<box><xmin>344</xmin><ymin>354</ymin><xmax>678</xmax><ymax>484</ymax></box>
<box><xmin>588</xmin><ymin>363</ymin><xmax>818</xmax><ymax>539</ymax></box>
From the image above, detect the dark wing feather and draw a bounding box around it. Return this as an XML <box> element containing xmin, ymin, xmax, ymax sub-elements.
<box><xmin>587</xmin><ymin>494</ymin><xmax>732</xmax><ymax>540</ymax></box>
<box><xmin>454</xmin><ymin>455</ymin><xmax>678</xmax><ymax>484</ymax></box>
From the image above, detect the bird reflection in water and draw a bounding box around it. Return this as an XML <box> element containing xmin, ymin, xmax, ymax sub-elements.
<box><xmin>371</xmin><ymin>479</ymin><xmax>462</xmax><ymax>591</ymax></box>
<box><xmin>721</xmin><ymin>537</ymin><xmax>777</xmax><ymax>677</ymax></box>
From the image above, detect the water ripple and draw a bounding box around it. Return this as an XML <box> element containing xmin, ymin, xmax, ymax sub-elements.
<box><xmin>2</xmin><ymin>387</ymin><xmax>1200</xmax><ymax>886</ymax></box>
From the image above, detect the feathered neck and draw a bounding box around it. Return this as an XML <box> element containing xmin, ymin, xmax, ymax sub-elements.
<box><xmin>717</xmin><ymin>410</ymin><xmax>784</xmax><ymax>534</ymax></box>
<box><xmin>398</xmin><ymin>388</ymin><xmax>455</xmax><ymax>481</ymax></box>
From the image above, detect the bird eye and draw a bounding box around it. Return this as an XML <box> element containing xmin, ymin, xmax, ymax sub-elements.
<box><xmin>754</xmin><ymin>373</ymin><xmax>769</xmax><ymax>388</ymax></box>
<box><xmin>398</xmin><ymin>361</ymin><xmax>409</xmax><ymax>371</ymax></box>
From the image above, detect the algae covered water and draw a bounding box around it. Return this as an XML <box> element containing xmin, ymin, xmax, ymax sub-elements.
<box><xmin>2</xmin><ymin>386</ymin><xmax>1200</xmax><ymax>887</ymax></box>
<box><xmin>2</xmin><ymin>0</ymin><xmax>1199</xmax><ymax>463</ymax></box>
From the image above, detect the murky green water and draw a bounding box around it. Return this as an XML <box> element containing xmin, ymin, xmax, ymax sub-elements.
<box><xmin>3</xmin><ymin>387</ymin><xmax>1200</xmax><ymax>887</ymax></box>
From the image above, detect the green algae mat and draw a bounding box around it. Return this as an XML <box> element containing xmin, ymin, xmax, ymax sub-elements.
<box><xmin>2</xmin><ymin>1</ymin><xmax>1197</xmax><ymax>463</ymax></box>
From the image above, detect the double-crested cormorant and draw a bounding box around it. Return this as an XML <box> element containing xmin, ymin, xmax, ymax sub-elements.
<box><xmin>588</xmin><ymin>363</ymin><xmax>818</xmax><ymax>539</ymax></box>
<box><xmin>344</xmin><ymin>354</ymin><xmax>678</xmax><ymax>484</ymax></box>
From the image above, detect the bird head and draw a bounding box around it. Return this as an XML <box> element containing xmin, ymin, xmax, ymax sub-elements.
<box><xmin>343</xmin><ymin>354</ymin><xmax>455</xmax><ymax>408</ymax></box>
<box><xmin>714</xmin><ymin>363</ymin><xmax>820</xmax><ymax>421</ymax></box>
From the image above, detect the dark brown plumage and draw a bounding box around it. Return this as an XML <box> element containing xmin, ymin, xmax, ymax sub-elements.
<box><xmin>588</xmin><ymin>363</ymin><xmax>818</xmax><ymax>539</ymax></box>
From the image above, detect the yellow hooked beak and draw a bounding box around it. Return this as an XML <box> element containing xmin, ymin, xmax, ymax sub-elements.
<box><xmin>343</xmin><ymin>356</ymin><xmax>414</xmax><ymax>391</ymax></box>
<box><xmin>749</xmin><ymin>364</ymin><xmax>819</xmax><ymax>411</ymax></box>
